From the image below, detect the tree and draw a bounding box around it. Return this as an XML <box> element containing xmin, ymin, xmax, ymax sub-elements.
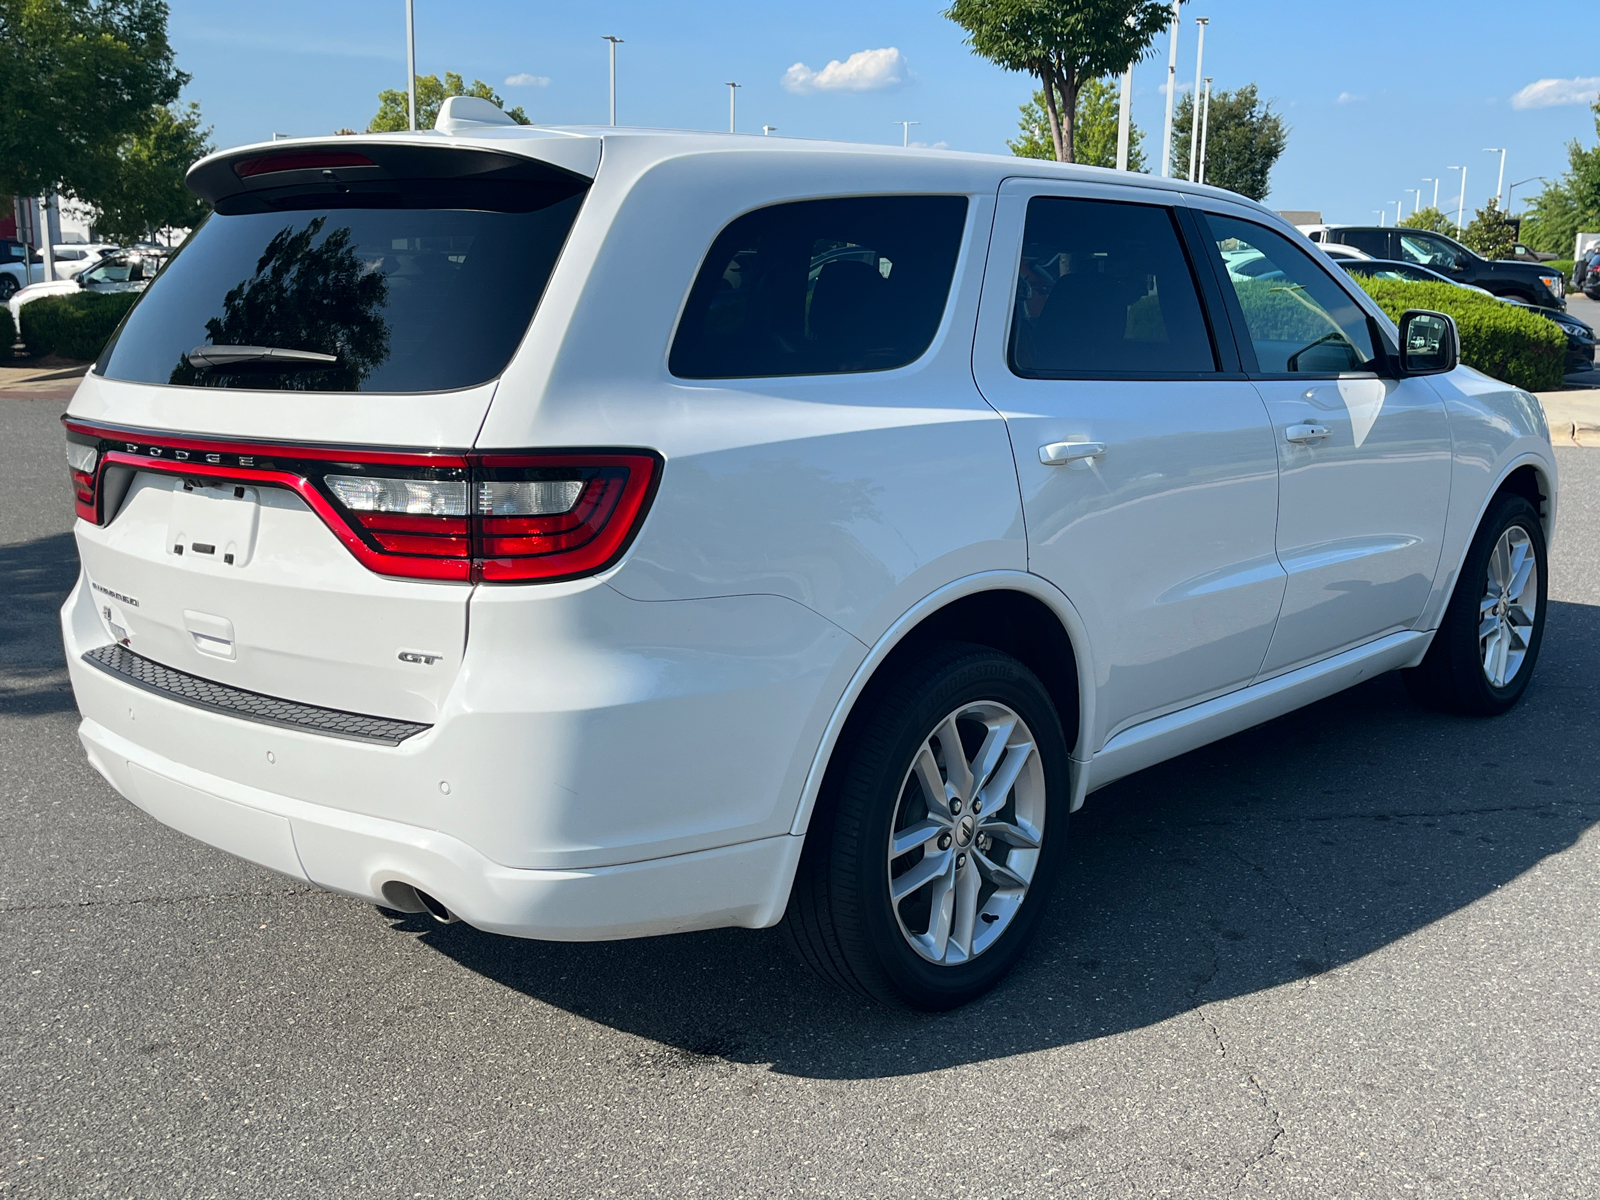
<box><xmin>87</xmin><ymin>102</ymin><xmax>213</xmax><ymax>242</ymax></box>
<box><xmin>1169</xmin><ymin>83</ymin><xmax>1286</xmax><ymax>201</ymax></box>
<box><xmin>1398</xmin><ymin>206</ymin><xmax>1454</xmax><ymax>234</ymax></box>
<box><xmin>1460</xmin><ymin>198</ymin><xmax>1518</xmax><ymax>260</ymax></box>
<box><xmin>370</xmin><ymin>72</ymin><xmax>530</xmax><ymax>132</ymax></box>
<box><xmin>1010</xmin><ymin>76</ymin><xmax>1145</xmax><ymax>169</ymax></box>
<box><xmin>1520</xmin><ymin>98</ymin><xmax>1600</xmax><ymax>256</ymax></box>
<box><xmin>946</xmin><ymin>0</ymin><xmax>1173</xmax><ymax>163</ymax></box>
<box><xmin>0</xmin><ymin>0</ymin><xmax>187</xmax><ymax>201</ymax></box>
<box><xmin>170</xmin><ymin>216</ymin><xmax>391</xmax><ymax>391</ymax></box>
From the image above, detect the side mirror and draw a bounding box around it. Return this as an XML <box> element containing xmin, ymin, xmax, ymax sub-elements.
<box><xmin>1398</xmin><ymin>309</ymin><xmax>1458</xmax><ymax>375</ymax></box>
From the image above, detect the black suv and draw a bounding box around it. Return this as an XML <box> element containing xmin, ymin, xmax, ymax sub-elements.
<box><xmin>1312</xmin><ymin>227</ymin><xmax>1565</xmax><ymax>308</ymax></box>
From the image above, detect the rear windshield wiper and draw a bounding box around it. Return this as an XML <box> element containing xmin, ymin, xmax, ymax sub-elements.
<box><xmin>187</xmin><ymin>345</ymin><xmax>340</xmax><ymax>371</ymax></box>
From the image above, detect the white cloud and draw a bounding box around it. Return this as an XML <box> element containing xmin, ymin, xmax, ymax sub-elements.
<box><xmin>910</xmin><ymin>140</ymin><xmax>950</xmax><ymax>150</ymax></box>
<box><xmin>1157</xmin><ymin>79</ymin><xmax>1192</xmax><ymax>96</ymax></box>
<box><xmin>1510</xmin><ymin>76</ymin><xmax>1600</xmax><ymax>110</ymax></box>
<box><xmin>783</xmin><ymin>47</ymin><xmax>906</xmax><ymax>94</ymax></box>
<box><xmin>504</xmin><ymin>73</ymin><xmax>550</xmax><ymax>88</ymax></box>
<box><xmin>1336</xmin><ymin>91</ymin><xmax>1366</xmax><ymax>104</ymax></box>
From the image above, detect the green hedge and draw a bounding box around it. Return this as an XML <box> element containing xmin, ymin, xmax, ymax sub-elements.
<box><xmin>19</xmin><ymin>292</ymin><xmax>138</xmax><ymax>361</ymax></box>
<box><xmin>1548</xmin><ymin>258</ymin><xmax>1575</xmax><ymax>278</ymax></box>
<box><xmin>1352</xmin><ymin>277</ymin><xmax>1566</xmax><ymax>392</ymax></box>
<box><xmin>0</xmin><ymin>303</ymin><xmax>14</xmax><ymax>354</ymax></box>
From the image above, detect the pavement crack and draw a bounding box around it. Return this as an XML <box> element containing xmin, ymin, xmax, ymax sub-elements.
<box><xmin>1234</xmin><ymin>1070</ymin><xmax>1286</xmax><ymax>1190</ymax></box>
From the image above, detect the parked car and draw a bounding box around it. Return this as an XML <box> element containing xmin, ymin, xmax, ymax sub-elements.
<box><xmin>1579</xmin><ymin>251</ymin><xmax>1600</xmax><ymax>300</ymax></box>
<box><xmin>1310</xmin><ymin>226</ymin><xmax>1565</xmax><ymax>308</ymax></box>
<box><xmin>1314</xmin><ymin>242</ymin><xmax>1371</xmax><ymax>261</ymax></box>
<box><xmin>1498</xmin><ymin>298</ymin><xmax>1596</xmax><ymax>374</ymax></box>
<box><xmin>50</xmin><ymin>243</ymin><xmax>121</xmax><ymax>279</ymax></box>
<box><xmin>9</xmin><ymin>250</ymin><xmax>163</xmax><ymax>346</ymax></box>
<box><xmin>1504</xmin><ymin>243</ymin><xmax>1557</xmax><ymax>264</ymax></box>
<box><xmin>61</xmin><ymin>113</ymin><xmax>1558</xmax><ymax>1010</ymax></box>
<box><xmin>1</xmin><ymin>239</ymin><xmax>44</xmax><ymax>300</ymax></box>
<box><xmin>1335</xmin><ymin>256</ymin><xmax>1494</xmax><ymax>294</ymax></box>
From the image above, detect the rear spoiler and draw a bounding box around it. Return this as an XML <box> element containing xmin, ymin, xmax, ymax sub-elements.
<box><xmin>187</xmin><ymin>136</ymin><xmax>599</xmax><ymax>209</ymax></box>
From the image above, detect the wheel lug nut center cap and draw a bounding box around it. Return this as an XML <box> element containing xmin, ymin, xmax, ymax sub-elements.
<box><xmin>954</xmin><ymin>816</ymin><xmax>976</xmax><ymax>847</ymax></box>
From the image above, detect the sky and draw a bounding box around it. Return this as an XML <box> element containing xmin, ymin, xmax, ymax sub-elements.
<box><xmin>168</xmin><ymin>0</ymin><xmax>1600</xmax><ymax>228</ymax></box>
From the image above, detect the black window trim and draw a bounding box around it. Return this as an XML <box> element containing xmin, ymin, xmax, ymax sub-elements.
<box><xmin>1181</xmin><ymin>204</ymin><xmax>1399</xmax><ymax>382</ymax></box>
<box><xmin>1004</xmin><ymin>193</ymin><xmax>1242</xmax><ymax>383</ymax></box>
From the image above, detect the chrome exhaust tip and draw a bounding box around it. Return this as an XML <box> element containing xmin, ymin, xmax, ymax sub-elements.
<box><xmin>379</xmin><ymin>881</ymin><xmax>458</xmax><ymax>924</ymax></box>
<box><xmin>413</xmin><ymin>889</ymin><xmax>458</xmax><ymax>924</ymax></box>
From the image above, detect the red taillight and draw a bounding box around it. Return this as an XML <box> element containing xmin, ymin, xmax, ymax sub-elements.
<box><xmin>62</xmin><ymin>421</ymin><xmax>661</xmax><ymax>585</ymax></box>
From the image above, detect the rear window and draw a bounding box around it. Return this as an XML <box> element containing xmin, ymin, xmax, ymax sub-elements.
<box><xmin>97</xmin><ymin>178</ymin><xmax>586</xmax><ymax>392</ymax></box>
<box><xmin>669</xmin><ymin>195</ymin><xmax>968</xmax><ymax>379</ymax></box>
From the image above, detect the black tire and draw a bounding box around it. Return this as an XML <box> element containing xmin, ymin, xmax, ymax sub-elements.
<box><xmin>1404</xmin><ymin>494</ymin><xmax>1547</xmax><ymax>716</ymax></box>
<box><xmin>784</xmin><ymin>642</ymin><xmax>1071</xmax><ymax>1010</ymax></box>
<box><xmin>0</xmin><ymin>276</ymin><xmax>17</xmax><ymax>301</ymax></box>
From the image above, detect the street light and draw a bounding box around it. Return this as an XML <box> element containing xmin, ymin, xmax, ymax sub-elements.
<box><xmin>1187</xmin><ymin>17</ymin><xmax>1208</xmax><ymax>182</ymax></box>
<box><xmin>1506</xmin><ymin>175</ymin><xmax>1544</xmax><ymax>215</ymax></box>
<box><xmin>893</xmin><ymin>120</ymin><xmax>920</xmax><ymax>147</ymax></box>
<box><xmin>1447</xmin><ymin>165</ymin><xmax>1466</xmax><ymax>231</ymax></box>
<box><xmin>1116</xmin><ymin>61</ymin><xmax>1134</xmax><ymax>171</ymax></box>
<box><xmin>602</xmin><ymin>36</ymin><xmax>623</xmax><ymax>126</ymax></box>
<box><xmin>1405</xmin><ymin>188</ymin><xmax>1421</xmax><ymax>215</ymax></box>
<box><xmin>1198</xmin><ymin>78</ymin><xmax>1213</xmax><ymax>183</ymax></box>
<box><xmin>1375</xmin><ymin>210</ymin><xmax>1387</xmax><ymax>227</ymax></box>
<box><xmin>405</xmin><ymin>0</ymin><xmax>417</xmax><ymax>131</ymax></box>
<box><xmin>1483</xmin><ymin>147</ymin><xmax>1506</xmax><ymax>207</ymax></box>
<box><xmin>1423</xmin><ymin>177</ymin><xmax>1439</xmax><ymax>210</ymax></box>
<box><xmin>725</xmin><ymin>82</ymin><xmax>740</xmax><ymax>133</ymax></box>
<box><xmin>1160</xmin><ymin>0</ymin><xmax>1180</xmax><ymax>178</ymax></box>
<box><xmin>762</xmin><ymin>125</ymin><xmax>777</xmax><ymax>136</ymax></box>
<box><xmin>1393</xmin><ymin>200</ymin><xmax>1403</xmax><ymax>225</ymax></box>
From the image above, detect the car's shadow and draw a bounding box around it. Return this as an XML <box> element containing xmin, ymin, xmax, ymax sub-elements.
<box><xmin>401</xmin><ymin>597</ymin><xmax>1600</xmax><ymax>1080</ymax></box>
<box><xmin>0</xmin><ymin>531</ymin><xmax>79</xmax><ymax>715</ymax></box>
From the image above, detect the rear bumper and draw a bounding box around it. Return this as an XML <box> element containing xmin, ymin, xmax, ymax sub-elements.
<box><xmin>78</xmin><ymin>715</ymin><xmax>803</xmax><ymax>940</ymax></box>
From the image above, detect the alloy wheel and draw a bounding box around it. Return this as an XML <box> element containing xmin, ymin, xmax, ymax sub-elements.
<box><xmin>1479</xmin><ymin>524</ymin><xmax>1539</xmax><ymax>688</ymax></box>
<box><xmin>886</xmin><ymin>701</ymin><xmax>1045</xmax><ymax>965</ymax></box>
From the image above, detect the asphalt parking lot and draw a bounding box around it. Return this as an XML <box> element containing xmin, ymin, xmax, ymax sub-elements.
<box><xmin>3</xmin><ymin>392</ymin><xmax>1597</xmax><ymax>1199</ymax></box>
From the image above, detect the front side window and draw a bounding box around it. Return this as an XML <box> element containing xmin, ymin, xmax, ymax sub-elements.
<box><xmin>1008</xmin><ymin>197</ymin><xmax>1216</xmax><ymax>378</ymax></box>
<box><xmin>98</xmin><ymin>177</ymin><xmax>586</xmax><ymax>393</ymax></box>
<box><xmin>669</xmin><ymin>195</ymin><xmax>968</xmax><ymax>379</ymax></box>
<box><xmin>1206</xmin><ymin>214</ymin><xmax>1377</xmax><ymax>375</ymax></box>
<box><xmin>1397</xmin><ymin>232</ymin><xmax>1468</xmax><ymax>272</ymax></box>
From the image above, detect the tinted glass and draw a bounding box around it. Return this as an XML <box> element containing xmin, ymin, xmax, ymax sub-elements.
<box><xmin>669</xmin><ymin>195</ymin><xmax>967</xmax><ymax>379</ymax></box>
<box><xmin>1009</xmin><ymin>197</ymin><xmax>1216</xmax><ymax>377</ymax></box>
<box><xmin>98</xmin><ymin>180</ymin><xmax>586</xmax><ymax>392</ymax></box>
<box><xmin>1206</xmin><ymin>214</ymin><xmax>1377</xmax><ymax>374</ymax></box>
<box><xmin>1339</xmin><ymin>229</ymin><xmax>1390</xmax><ymax>257</ymax></box>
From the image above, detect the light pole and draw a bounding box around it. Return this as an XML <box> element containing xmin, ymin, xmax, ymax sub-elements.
<box><xmin>762</xmin><ymin>125</ymin><xmax>777</xmax><ymax>136</ymax></box>
<box><xmin>1483</xmin><ymin>147</ymin><xmax>1506</xmax><ymax>207</ymax></box>
<box><xmin>1198</xmin><ymin>77</ymin><xmax>1213</xmax><ymax>183</ymax></box>
<box><xmin>1187</xmin><ymin>17</ymin><xmax>1208</xmax><ymax>182</ymax></box>
<box><xmin>405</xmin><ymin>0</ymin><xmax>417</xmax><ymax>131</ymax></box>
<box><xmin>893</xmin><ymin>120</ymin><xmax>920</xmax><ymax>147</ymax></box>
<box><xmin>1506</xmin><ymin>175</ymin><xmax>1543</xmax><ymax>215</ymax></box>
<box><xmin>1375</xmin><ymin>210</ymin><xmax>1387</xmax><ymax>227</ymax></box>
<box><xmin>1393</xmin><ymin>200</ymin><xmax>1403</xmax><ymax>225</ymax></box>
<box><xmin>602</xmin><ymin>35</ymin><xmax>623</xmax><ymax>126</ymax></box>
<box><xmin>725</xmin><ymin>82</ymin><xmax>740</xmax><ymax>133</ymax></box>
<box><xmin>1160</xmin><ymin>0</ymin><xmax>1180</xmax><ymax>178</ymax></box>
<box><xmin>1405</xmin><ymin>188</ymin><xmax>1421</xmax><ymax>215</ymax></box>
<box><xmin>1448</xmin><ymin>165</ymin><xmax>1467</xmax><ymax>231</ymax></box>
<box><xmin>1423</xmin><ymin>177</ymin><xmax>1439</xmax><ymax>210</ymax></box>
<box><xmin>1116</xmin><ymin>62</ymin><xmax>1133</xmax><ymax>170</ymax></box>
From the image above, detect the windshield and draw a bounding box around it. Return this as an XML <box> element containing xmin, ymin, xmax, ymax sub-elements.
<box><xmin>97</xmin><ymin>179</ymin><xmax>586</xmax><ymax>393</ymax></box>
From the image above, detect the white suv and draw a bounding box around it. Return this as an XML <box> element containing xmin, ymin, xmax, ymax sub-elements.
<box><xmin>62</xmin><ymin>101</ymin><xmax>1557</xmax><ymax>1009</ymax></box>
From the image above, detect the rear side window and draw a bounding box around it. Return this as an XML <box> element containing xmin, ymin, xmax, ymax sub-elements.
<box><xmin>1009</xmin><ymin>197</ymin><xmax>1217</xmax><ymax>377</ymax></box>
<box><xmin>1338</xmin><ymin>229</ymin><xmax>1391</xmax><ymax>257</ymax></box>
<box><xmin>97</xmin><ymin>178</ymin><xmax>586</xmax><ymax>393</ymax></box>
<box><xmin>669</xmin><ymin>195</ymin><xmax>968</xmax><ymax>379</ymax></box>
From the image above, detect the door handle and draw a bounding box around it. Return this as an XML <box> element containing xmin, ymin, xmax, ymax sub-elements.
<box><xmin>1284</xmin><ymin>423</ymin><xmax>1330</xmax><ymax>444</ymax></box>
<box><xmin>1039</xmin><ymin>440</ymin><xmax>1106</xmax><ymax>466</ymax></box>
